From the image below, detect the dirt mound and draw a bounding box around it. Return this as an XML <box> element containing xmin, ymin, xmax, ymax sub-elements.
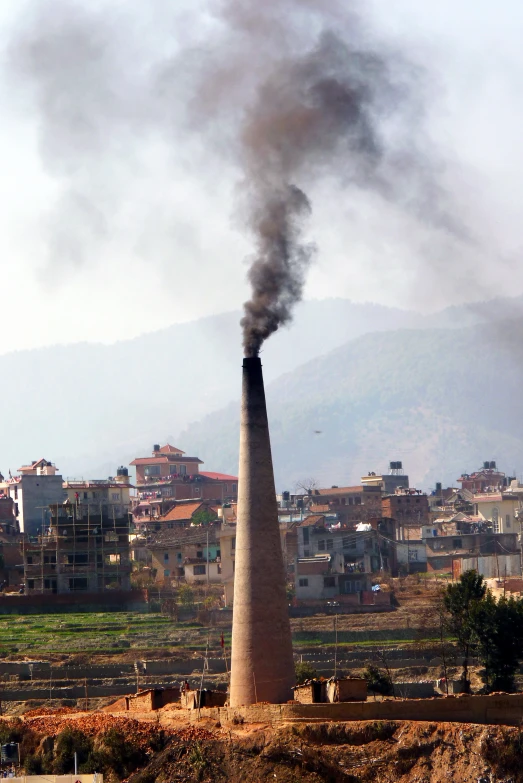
<box><xmin>126</xmin><ymin>720</ymin><xmax>523</xmax><ymax>783</ymax></box>
<box><xmin>23</xmin><ymin>706</ymin><xmax>78</xmax><ymax>718</ymax></box>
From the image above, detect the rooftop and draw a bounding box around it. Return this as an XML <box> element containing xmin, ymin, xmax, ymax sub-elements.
<box><xmin>200</xmin><ymin>472</ymin><xmax>238</xmax><ymax>482</ymax></box>
<box><xmin>160</xmin><ymin>502</ymin><xmax>213</xmax><ymax>523</ymax></box>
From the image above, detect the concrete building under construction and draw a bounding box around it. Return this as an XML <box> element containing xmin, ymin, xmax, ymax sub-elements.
<box><xmin>23</xmin><ymin>496</ymin><xmax>131</xmax><ymax>594</ymax></box>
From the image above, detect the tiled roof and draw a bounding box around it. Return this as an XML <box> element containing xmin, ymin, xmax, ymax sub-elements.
<box><xmin>157</xmin><ymin>444</ymin><xmax>185</xmax><ymax>454</ymax></box>
<box><xmin>309</xmin><ymin>504</ymin><xmax>331</xmax><ymax>513</ymax></box>
<box><xmin>299</xmin><ymin>514</ymin><xmax>326</xmax><ymax>527</ymax></box>
<box><xmin>200</xmin><ymin>472</ymin><xmax>238</xmax><ymax>482</ymax></box>
<box><xmin>314</xmin><ymin>486</ymin><xmax>363</xmax><ymax>496</ymax></box>
<box><xmin>160</xmin><ymin>502</ymin><xmax>214</xmax><ymax>522</ymax></box>
<box><xmin>130</xmin><ymin>456</ymin><xmax>203</xmax><ymax>466</ymax></box>
<box><xmin>148</xmin><ymin>526</ymin><xmax>218</xmax><ymax>548</ymax></box>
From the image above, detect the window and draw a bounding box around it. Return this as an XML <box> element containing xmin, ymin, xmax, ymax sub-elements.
<box><xmin>69</xmin><ymin>577</ymin><xmax>88</xmax><ymax>591</ymax></box>
<box><xmin>506</xmin><ymin>514</ymin><xmax>511</xmax><ymax>529</ymax></box>
<box><xmin>112</xmin><ymin>493</ymin><xmax>120</xmax><ymax>501</ymax></box>
<box><xmin>232</xmin><ymin>483</ymin><xmax>237</xmax><ymax>493</ymax></box>
<box><xmin>27</xmin><ymin>580</ymin><xmax>34</xmax><ymax>590</ymax></box>
<box><xmin>67</xmin><ymin>553</ymin><xmax>88</xmax><ymax>565</ymax></box>
<box><xmin>343</xmin><ymin>537</ymin><xmax>356</xmax><ymax>549</ymax></box>
<box><xmin>169</xmin><ymin>465</ymin><xmax>178</xmax><ymax>474</ymax></box>
<box><xmin>324</xmin><ymin>576</ymin><xmax>336</xmax><ymax>588</ymax></box>
<box><xmin>304</xmin><ymin>550</ymin><xmax>310</xmax><ymax>557</ymax></box>
<box><xmin>355</xmin><ymin>497</ymin><xmax>361</xmax><ymax>505</ymax></box>
<box><xmin>408</xmin><ymin>550</ymin><xmax>418</xmax><ymax>562</ymax></box>
<box><xmin>164</xmin><ymin>569</ymin><xmax>170</xmax><ymax>578</ymax></box>
<box><xmin>194</xmin><ymin>564</ymin><xmax>206</xmax><ymax>575</ymax></box>
<box><xmin>194</xmin><ymin>487</ymin><xmax>200</xmax><ymax>496</ymax></box>
<box><xmin>13</xmin><ymin>487</ymin><xmax>17</xmax><ymax>500</ymax></box>
<box><xmin>83</xmin><ymin>492</ymin><xmax>88</xmax><ymax>499</ymax></box>
<box><xmin>299</xmin><ymin>578</ymin><xmax>308</xmax><ymax>587</ymax></box>
<box><xmin>164</xmin><ymin>552</ymin><xmax>169</xmax><ymax>562</ymax></box>
<box><xmin>145</xmin><ymin>465</ymin><xmax>161</xmax><ymax>476</ymax></box>
<box><xmin>224</xmin><ymin>484</ymin><xmax>228</xmax><ymax>492</ymax></box>
<box><xmin>14</xmin><ymin>503</ymin><xmax>18</xmax><ymax>517</ymax></box>
<box><xmin>327</xmin><ymin>540</ymin><xmax>334</xmax><ymax>550</ymax></box>
<box><xmin>179</xmin><ymin>465</ymin><xmax>187</xmax><ymax>476</ymax></box>
<box><xmin>341</xmin><ymin>498</ymin><xmax>346</xmax><ymax>505</ymax></box>
<box><xmin>302</xmin><ymin>528</ymin><xmax>310</xmax><ymax>545</ymax></box>
<box><xmin>318</xmin><ymin>540</ymin><xmax>325</xmax><ymax>551</ymax></box>
<box><xmin>492</xmin><ymin>508</ymin><xmax>500</xmax><ymax>534</ymax></box>
<box><xmin>44</xmin><ymin>555</ymin><xmax>56</xmax><ymax>565</ymax></box>
<box><xmin>44</xmin><ymin>579</ymin><xmax>57</xmax><ymax>591</ymax></box>
<box><xmin>217</xmin><ymin>549</ymin><xmax>221</xmax><ymax>557</ymax></box>
<box><xmin>231</xmin><ymin>537</ymin><xmax>236</xmax><ymax>552</ymax></box>
<box><xmin>27</xmin><ymin>556</ymin><xmax>33</xmax><ymax>565</ymax></box>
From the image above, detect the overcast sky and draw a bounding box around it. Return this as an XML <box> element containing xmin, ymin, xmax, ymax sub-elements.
<box><xmin>1</xmin><ymin>0</ymin><xmax>523</xmax><ymax>352</ymax></box>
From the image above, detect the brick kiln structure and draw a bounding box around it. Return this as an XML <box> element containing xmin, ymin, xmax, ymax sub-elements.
<box><xmin>229</xmin><ymin>357</ymin><xmax>295</xmax><ymax>706</ymax></box>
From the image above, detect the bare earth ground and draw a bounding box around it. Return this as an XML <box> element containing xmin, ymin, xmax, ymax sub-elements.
<box><xmin>11</xmin><ymin>708</ymin><xmax>523</xmax><ymax>783</ymax></box>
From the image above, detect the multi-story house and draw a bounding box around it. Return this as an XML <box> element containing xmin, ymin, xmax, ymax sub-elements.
<box><xmin>23</xmin><ymin>498</ymin><xmax>131</xmax><ymax>594</ymax></box>
<box><xmin>382</xmin><ymin>489</ymin><xmax>430</xmax><ymax>533</ymax></box>
<box><xmin>1</xmin><ymin>458</ymin><xmax>66</xmax><ymax>536</ymax></box>
<box><xmin>308</xmin><ymin>485</ymin><xmax>382</xmax><ymax>526</ymax></box>
<box><xmin>130</xmin><ymin>444</ymin><xmax>238</xmax><ymax>505</ymax></box>
<box><xmin>147</xmin><ymin>524</ymin><xmax>221</xmax><ymax>585</ymax></box>
<box><xmin>361</xmin><ymin>462</ymin><xmax>410</xmax><ymax>494</ymax></box>
<box><xmin>457</xmin><ymin>461</ymin><xmax>510</xmax><ymax>493</ymax></box>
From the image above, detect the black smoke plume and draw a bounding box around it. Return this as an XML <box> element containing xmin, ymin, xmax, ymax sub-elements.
<box><xmin>7</xmin><ymin>1</ymin><xmax>463</xmax><ymax>353</ymax></box>
<box><xmin>237</xmin><ymin>32</ymin><xmax>401</xmax><ymax>356</ymax></box>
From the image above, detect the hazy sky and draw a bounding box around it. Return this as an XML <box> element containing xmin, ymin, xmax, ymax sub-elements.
<box><xmin>1</xmin><ymin>0</ymin><xmax>523</xmax><ymax>351</ymax></box>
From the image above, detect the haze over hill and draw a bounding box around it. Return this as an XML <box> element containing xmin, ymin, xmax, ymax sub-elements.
<box><xmin>180</xmin><ymin>315</ymin><xmax>523</xmax><ymax>492</ymax></box>
<box><xmin>1</xmin><ymin>294</ymin><xmax>522</xmax><ymax>481</ymax></box>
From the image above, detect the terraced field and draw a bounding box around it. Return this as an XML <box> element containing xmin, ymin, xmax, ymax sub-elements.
<box><xmin>0</xmin><ymin>612</ymin><xmax>214</xmax><ymax>658</ymax></box>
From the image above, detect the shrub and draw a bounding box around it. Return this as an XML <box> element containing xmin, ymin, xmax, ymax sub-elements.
<box><xmin>363</xmin><ymin>664</ymin><xmax>393</xmax><ymax>696</ymax></box>
<box><xmin>295</xmin><ymin>661</ymin><xmax>318</xmax><ymax>684</ymax></box>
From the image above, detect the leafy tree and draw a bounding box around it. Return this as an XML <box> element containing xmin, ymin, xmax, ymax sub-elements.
<box><xmin>443</xmin><ymin>570</ymin><xmax>486</xmax><ymax>691</ymax></box>
<box><xmin>295</xmin><ymin>661</ymin><xmax>318</xmax><ymax>684</ymax></box>
<box><xmin>178</xmin><ymin>584</ymin><xmax>195</xmax><ymax>607</ymax></box>
<box><xmin>471</xmin><ymin>594</ymin><xmax>523</xmax><ymax>692</ymax></box>
<box><xmin>191</xmin><ymin>509</ymin><xmax>217</xmax><ymax>527</ymax></box>
<box><xmin>363</xmin><ymin>664</ymin><xmax>393</xmax><ymax>696</ymax></box>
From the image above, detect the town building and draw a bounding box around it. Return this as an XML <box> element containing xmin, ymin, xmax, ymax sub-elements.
<box><xmin>130</xmin><ymin>444</ymin><xmax>238</xmax><ymax>506</ymax></box>
<box><xmin>132</xmin><ymin>499</ymin><xmax>216</xmax><ymax>535</ymax></box>
<box><xmin>424</xmin><ymin>531</ymin><xmax>520</xmax><ymax>575</ymax></box>
<box><xmin>2</xmin><ymin>459</ymin><xmax>65</xmax><ymax>537</ymax></box>
<box><xmin>361</xmin><ymin>461</ymin><xmax>409</xmax><ymax>494</ymax></box>
<box><xmin>308</xmin><ymin>485</ymin><xmax>382</xmax><ymax>525</ymax></box>
<box><xmin>147</xmin><ymin>524</ymin><xmax>221</xmax><ymax>585</ymax></box>
<box><xmin>457</xmin><ymin>461</ymin><xmax>509</xmax><ymax>493</ymax></box>
<box><xmin>473</xmin><ymin>480</ymin><xmax>523</xmax><ymax>534</ymax></box>
<box><xmin>23</xmin><ymin>497</ymin><xmax>131</xmax><ymax>594</ymax></box>
<box><xmin>382</xmin><ymin>488</ymin><xmax>430</xmax><ymax>532</ymax></box>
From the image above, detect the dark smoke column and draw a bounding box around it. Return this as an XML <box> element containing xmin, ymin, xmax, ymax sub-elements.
<box><xmin>229</xmin><ymin>357</ymin><xmax>295</xmax><ymax>706</ymax></box>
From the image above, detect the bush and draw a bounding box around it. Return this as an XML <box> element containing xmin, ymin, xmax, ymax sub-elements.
<box><xmin>295</xmin><ymin>661</ymin><xmax>318</xmax><ymax>684</ymax></box>
<box><xmin>363</xmin><ymin>664</ymin><xmax>393</xmax><ymax>696</ymax></box>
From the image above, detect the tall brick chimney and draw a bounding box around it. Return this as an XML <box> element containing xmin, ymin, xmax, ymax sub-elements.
<box><xmin>229</xmin><ymin>357</ymin><xmax>295</xmax><ymax>706</ymax></box>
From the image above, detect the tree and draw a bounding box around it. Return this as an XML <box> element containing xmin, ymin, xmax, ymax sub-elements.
<box><xmin>443</xmin><ymin>570</ymin><xmax>486</xmax><ymax>692</ymax></box>
<box><xmin>178</xmin><ymin>584</ymin><xmax>195</xmax><ymax>607</ymax></box>
<box><xmin>295</xmin><ymin>661</ymin><xmax>318</xmax><ymax>684</ymax></box>
<box><xmin>294</xmin><ymin>478</ymin><xmax>319</xmax><ymax>495</ymax></box>
<box><xmin>363</xmin><ymin>664</ymin><xmax>393</xmax><ymax>697</ymax></box>
<box><xmin>191</xmin><ymin>509</ymin><xmax>217</xmax><ymax>526</ymax></box>
<box><xmin>471</xmin><ymin>594</ymin><xmax>523</xmax><ymax>692</ymax></box>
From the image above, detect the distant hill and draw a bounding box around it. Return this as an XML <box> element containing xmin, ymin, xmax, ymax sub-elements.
<box><xmin>0</xmin><ymin>298</ymin><xmax>425</xmax><ymax>476</ymax></box>
<box><xmin>179</xmin><ymin>318</ymin><xmax>523</xmax><ymax>491</ymax></box>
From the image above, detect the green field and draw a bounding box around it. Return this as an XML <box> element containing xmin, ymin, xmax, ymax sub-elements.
<box><xmin>0</xmin><ymin>612</ymin><xmax>212</xmax><ymax>657</ymax></box>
